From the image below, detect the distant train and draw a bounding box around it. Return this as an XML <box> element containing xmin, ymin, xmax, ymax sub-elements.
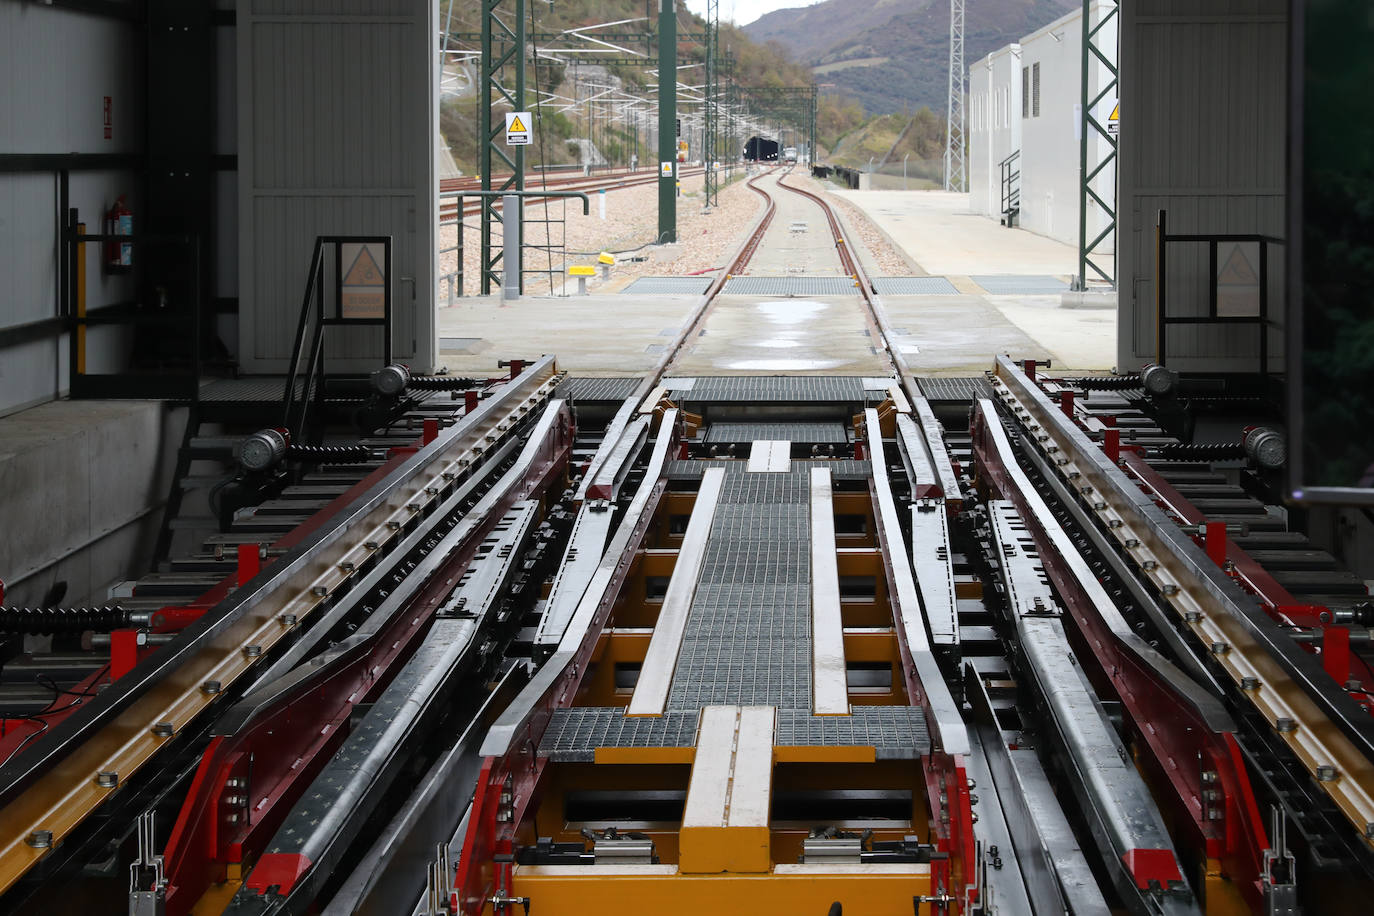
<box><xmin>782</xmin><ymin>147</ymin><xmax>798</xmax><ymax>164</ymax></box>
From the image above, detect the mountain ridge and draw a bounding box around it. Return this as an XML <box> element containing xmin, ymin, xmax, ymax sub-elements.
<box><xmin>745</xmin><ymin>0</ymin><xmax>1079</xmax><ymax>116</ymax></box>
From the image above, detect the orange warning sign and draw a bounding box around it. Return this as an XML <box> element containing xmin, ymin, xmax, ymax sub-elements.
<box><xmin>341</xmin><ymin>243</ymin><xmax>386</xmax><ymax>319</ymax></box>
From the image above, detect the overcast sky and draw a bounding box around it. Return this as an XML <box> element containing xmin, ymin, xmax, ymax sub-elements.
<box><xmin>682</xmin><ymin>0</ymin><xmax>826</xmax><ymax>28</ymax></box>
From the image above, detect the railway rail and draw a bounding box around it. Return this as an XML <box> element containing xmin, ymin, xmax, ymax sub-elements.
<box><xmin>440</xmin><ymin>166</ymin><xmax>707</xmax><ymax>223</ymax></box>
<box><xmin>0</xmin><ymin>167</ymin><xmax>1370</xmax><ymax>915</ymax></box>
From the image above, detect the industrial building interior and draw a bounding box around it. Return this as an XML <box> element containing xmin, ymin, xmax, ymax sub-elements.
<box><xmin>0</xmin><ymin>1</ymin><xmax>1372</xmax><ymax>914</ymax></box>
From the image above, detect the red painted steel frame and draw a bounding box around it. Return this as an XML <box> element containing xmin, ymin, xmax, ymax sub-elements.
<box><xmin>867</xmin><ymin>475</ymin><xmax>977</xmax><ymax>910</ymax></box>
<box><xmin>159</xmin><ymin>405</ymin><xmax>573</xmax><ymax>914</ymax></box>
<box><xmin>1120</xmin><ymin>445</ymin><xmax>1374</xmax><ymax>691</ymax></box>
<box><xmin>970</xmin><ymin>403</ymin><xmax>1269</xmax><ymax>910</ymax></box>
<box><xmin>454</xmin><ymin>480</ymin><xmax>668</xmax><ymax>914</ymax></box>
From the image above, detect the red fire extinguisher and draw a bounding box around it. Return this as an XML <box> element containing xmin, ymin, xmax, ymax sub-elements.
<box><xmin>104</xmin><ymin>195</ymin><xmax>133</xmax><ymax>272</ymax></box>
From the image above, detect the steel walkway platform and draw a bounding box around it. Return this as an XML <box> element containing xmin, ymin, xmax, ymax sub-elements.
<box><xmin>536</xmin><ymin>455</ymin><xmax>930</xmax><ymax>765</ymax></box>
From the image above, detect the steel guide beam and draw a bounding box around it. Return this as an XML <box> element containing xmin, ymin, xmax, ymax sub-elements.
<box><xmin>985</xmin><ymin>499</ymin><xmax>1198</xmax><ymax>911</ymax></box>
<box><xmin>971</xmin><ymin>395</ymin><xmax>1270</xmax><ymax>908</ymax></box>
<box><xmin>0</xmin><ymin>358</ymin><xmax>560</xmax><ymax>897</ymax></box>
<box><xmin>989</xmin><ymin>354</ymin><xmax>1374</xmax><ymax>853</ymax></box>
<box><xmin>457</xmin><ymin>411</ymin><xmax>680</xmax><ymax>913</ymax></box>
<box><xmin>160</xmin><ymin>432</ymin><xmax>530</xmax><ymax>915</ymax></box>
<box><xmin>861</xmin><ymin>408</ymin><xmax>977</xmax><ymax>908</ymax></box>
<box><xmin>964</xmin><ymin>665</ymin><xmax>1111</xmax><ymax>916</ymax></box>
<box><xmin>236</xmin><ymin>434</ymin><xmax>563</xmax><ymax>913</ymax></box>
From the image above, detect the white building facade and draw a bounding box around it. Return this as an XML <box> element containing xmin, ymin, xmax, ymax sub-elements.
<box><xmin>969</xmin><ymin>2</ymin><xmax>1117</xmax><ymax>251</ymax></box>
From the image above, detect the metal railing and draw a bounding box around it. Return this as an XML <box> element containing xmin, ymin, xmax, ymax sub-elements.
<box><xmin>61</xmin><ymin>202</ymin><xmax>203</xmax><ymax>401</ymax></box>
<box><xmin>283</xmin><ymin>235</ymin><xmax>393</xmax><ymax>440</ymax></box>
<box><xmin>1154</xmin><ymin>209</ymin><xmax>1283</xmax><ymax>378</ymax></box>
<box><xmin>438</xmin><ymin>190</ymin><xmax>589</xmax><ymax>301</ymax></box>
<box><xmin>999</xmin><ymin>150</ymin><xmax>1021</xmax><ymax>227</ymax></box>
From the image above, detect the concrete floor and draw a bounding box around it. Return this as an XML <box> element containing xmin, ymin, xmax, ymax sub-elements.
<box><xmin>832</xmin><ymin>189</ymin><xmax>1117</xmax><ymax>371</ymax></box>
<box><xmin>437</xmin><ymin>293</ymin><xmax>700</xmax><ymax>377</ymax></box>
<box><xmin>438</xmin><ymin>186</ymin><xmax>1119</xmax><ymax>377</ymax></box>
<box><xmin>668</xmin><ymin>296</ymin><xmax>888</xmax><ymax>376</ymax></box>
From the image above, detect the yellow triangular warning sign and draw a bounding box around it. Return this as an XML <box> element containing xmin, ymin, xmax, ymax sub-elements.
<box><xmin>344</xmin><ymin>246</ymin><xmax>383</xmax><ymax>286</ymax></box>
<box><xmin>1218</xmin><ymin>245</ymin><xmax>1258</xmax><ymax>286</ymax></box>
<box><xmin>508</xmin><ymin>115</ymin><xmax>527</xmax><ymax>133</ymax></box>
<box><xmin>1108</xmin><ymin>103</ymin><xmax>1119</xmax><ymax>121</ymax></box>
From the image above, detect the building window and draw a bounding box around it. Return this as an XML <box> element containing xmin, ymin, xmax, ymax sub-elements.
<box><xmin>1022</xmin><ymin>67</ymin><xmax>1030</xmax><ymax>118</ymax></box>
<box><xmin>1032</xmin><ymin>62</ymin><xmax>1041</xmax><ymax>117</ymax></box>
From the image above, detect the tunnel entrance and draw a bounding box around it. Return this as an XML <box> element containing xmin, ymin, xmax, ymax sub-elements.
<box><xmin>744</xmin><ymin>136</ymin><xmax>779</xmax><ymax>161</ymax></box>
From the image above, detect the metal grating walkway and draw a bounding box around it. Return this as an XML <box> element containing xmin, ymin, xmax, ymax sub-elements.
<box><xmin>873</xmin><ymin>276</ymin><xmax>959</xmax><ymax>295</ymax></box>
<box><xmin>555</xmin><ymin>376</ymin><xmax>642</xmax><ymax>402</ymax></box>
<box><xmin>703</xmin><ymin>422</ymin><xmax>848</xmax><ymax>445</ymax></box>
<box><xmin>721</xmin><ymin>276</ymin><xmax>861</xmax><ymax>296</ymax></box>
<box><xmin>666</xmin><ymin>469</ymin><xmax>811</xmax><ymax>710</ymax></box>
<box><xmin>915</xmin><ymin>376</ymin><xmax>996</xmax><ymax>402</ymax></box>
<box><xmin>775</xmin><ymin>708</ymin><xmax>930</xmax><ymax>759</ymax></box>
<box><xmin>538</xmin><ymin>707</ymin><xmax>931</xmax><ymax>761</ymax></box>
<box><xmin>970</xmin><ymin>275</ymin><xmax>1071</xmax><ymax>295</ymax></box>
<box><xmin>198</xmin><ymin>377</ymin><xmax>303</xmax><ymax>403</ymax></box>
<box><xmin>620</xmin><ymin>276</ymin><xmax>713</xmax><ymax>296</ymax></box>
<box><xmin>539</xmin><ymin>709</ymin><xmax>700</xmax><ymax>762</ymax></box>
<box><xmin>666</xmin><ymin>459</ymin><xmax>871</xmax><ymax>482</ymax></box>
<box><xmin>663</xmin><ymin>376</ymin><xmax>881</xmax><ymax>403</ymax></box>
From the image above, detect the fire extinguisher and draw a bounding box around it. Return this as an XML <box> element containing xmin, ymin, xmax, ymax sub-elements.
<box><xmin>104</xmin><ymin>195</ymin><xmax>132</xmax><ymax>272</ymax></box>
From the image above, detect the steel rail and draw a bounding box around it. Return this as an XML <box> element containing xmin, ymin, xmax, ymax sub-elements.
<box><xmin>989</xmin><ymin>355</ymin><xmax>1374</xmax><ymax>850</ymax></box>
<box><xmin>242</xmin><ymin>401</ymin><xmax>570</xmax><ymax>912</ymax></box>
<box><xmin>0</xmin><ymin>359</ymin><xmax>562</xmax><ymax>896</ymax></box>
<box><xmin>440</xmin><ymin>167</ymin><xmax>705</xmax><ymax>222</ymax></box>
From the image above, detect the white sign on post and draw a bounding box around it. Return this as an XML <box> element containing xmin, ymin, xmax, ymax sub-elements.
<box><xmin>1107</xmin><ymin>101</ymin><xmax>1120</xmax><ymax>137</ymax></box>
<box><xmin>660</xmin><ymin>161</ymin><xmax>674</xmax><ymax>178</ymax></box>
<box><xmin>505</xmin><ymin>111</ymin><xmax>532</xmax><ymax>146</ymax></box>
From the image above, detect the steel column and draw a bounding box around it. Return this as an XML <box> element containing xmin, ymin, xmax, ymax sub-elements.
<box><xmin>943</xmin><ymin>0</ymin><xmax>966</xmax><ymax>191</ymax></box>
<box><xmin>480</xmin><ymin>0</ymin><xmax>526</xmax><ymax>295</ymax></box>
<box><xmin>1075</xmin><ymin>0</ymin><xmax>1119</xmax><ymax>289</ymax></box>
<box><xmin>657</xmin><ymin>0</ymin><xmax>677</xmax><ymax>243</ymax></box>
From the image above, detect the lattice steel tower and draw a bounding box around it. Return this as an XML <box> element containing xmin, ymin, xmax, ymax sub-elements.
<box><xmin>703</xmin><ymin>0</ymin><xmax>719</xmax><ymax>208</ymax></box>
<box><xmin>943</xmin><ymin>0</ymin><xmax>966</xmax><ymax>192</ymax></box>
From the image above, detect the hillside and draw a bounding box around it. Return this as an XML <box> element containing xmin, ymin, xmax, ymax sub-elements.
<box><xmin>440</xmin><ymin>0</ymin><xmax>822</xmax><ymax>172</ymax></box>
<box><xmin>745</xmin><ymin>0</ymin><xmax>1078</xmax><ymax>116</ymax></box>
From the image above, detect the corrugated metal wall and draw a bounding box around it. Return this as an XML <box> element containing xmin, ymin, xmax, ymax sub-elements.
<box><xmin>1118</xmin><ymin>0</ymin><xmax>1287</xmax><ymax>372</ymax></box>
<box><xmin>0</xmin><ymin>5</ymin><xmax>143</xmax><ymax>415</ymax></box>
<box><xmin>237</xmin><ymin>0</ymin><xmax>436</xmax><ymax>372</ymax></box>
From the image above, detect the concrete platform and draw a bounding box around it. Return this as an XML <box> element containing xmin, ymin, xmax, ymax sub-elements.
<box><xmin>669</xmin><ymin>296</ymin><xmax>888</xmax><ymax>376</ymax></box>
<box><xmin>437</xmin><ymin>293</ymin><xmax>700</xmax><ymax>376</ymax></box>
<box><xmin>830</xmin><ymin>189</ymin><xmax>1118</xmax><ymax>370</ymax></box>
<box><xmin>829</xmin><ymin>190</ymin><xmax>1081</xmax><ymax>277</ymax></box>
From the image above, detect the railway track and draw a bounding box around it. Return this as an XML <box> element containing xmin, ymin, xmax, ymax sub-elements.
<box><xmin>1</xmin><ymin>166</ymin><xmax>1371</xmax><ymax>915</ymax></box>
<box><xmin>439</xmin><ymin>166</ymin><xmax>707</xmax><ymax>223</ymax></box>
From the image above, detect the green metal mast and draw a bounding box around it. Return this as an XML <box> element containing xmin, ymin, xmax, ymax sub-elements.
<box><xmin>703</xmin><ymin>0</ymin><xmax>719</xmax><ymax>208</ymax></box>
<box><xmin>1076</xmin><ymin>0</ymin><xmax>1118</xmax><ymax>289</ymax></box>
<box><xmin>480</xmin><ymin>0</ymin><xmax>525</xmax><ymax>294</ymax></box>
<box><xmin>657</xmin><ymin>0</ymin><xmax>677</xmax><ymax>243</ymax></box>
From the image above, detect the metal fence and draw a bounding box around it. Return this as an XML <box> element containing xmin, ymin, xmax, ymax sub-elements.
<box><xmin>438</xmin><ymin>190</ymin><xmax>588</xmax><ymax>301</ymax></box>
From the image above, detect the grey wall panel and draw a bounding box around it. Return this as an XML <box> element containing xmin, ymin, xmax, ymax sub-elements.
<box><xmin>1119</xmin><ymin>0</ymin><xmax>1287</xmax><ymax>372</ymax></box>
<box><xmin>238</xmin><ymin>0</ymin><xmax>436</xmax><ymax>373</ymax></box>
<box><xmin>248</xmin><ymin>194</ymin><xmax>417</xmax><ymax>362</ymax></box>
<box><xmin>0</xmin><ymin>5</ymin><xmax>144</xmax><ymax>414</ymax></box>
